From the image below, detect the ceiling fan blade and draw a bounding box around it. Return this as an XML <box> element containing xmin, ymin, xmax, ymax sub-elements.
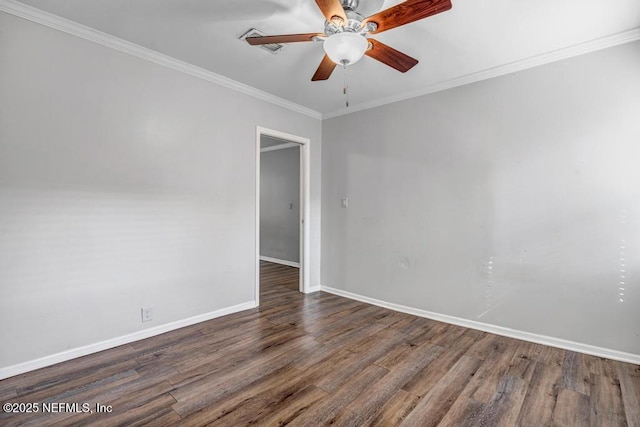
<box><xmin>365</xmin><ymin>39</ymin><xmax>418</xmax><ymax>72</ymax></box>
<box><xmin>315</xmin><ymin>0</ymin><xmax>348</xmax><ymax>24</ymax></box>
<box><xmin>363</xmin><ymin>0</ymin><xmax>452</xmax><ymax>34</ymax></box>
<box><xmin>246</xmin><ymin>33</ymin><xmax>323</xmax><ymax>45</ymax></box>
<box><xmin>312</xmin><ymin>54</ymin><xmax>337</xmax><ymax>81</ymax></box>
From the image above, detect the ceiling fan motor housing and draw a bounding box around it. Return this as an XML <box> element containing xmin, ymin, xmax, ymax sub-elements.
<box><xmin>322</xmin><ymin>0</ymin><xmax>379</xmax><ymax>66</ymax></box>
<box><xmin>326</xmin><ymin>9</ymin><xmax>367</xmax><ymax>35</ymax></box>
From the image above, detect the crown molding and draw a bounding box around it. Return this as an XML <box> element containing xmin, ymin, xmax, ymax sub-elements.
<box><xmin>0</xmin><ymin>0</ymin><xmax>322</xmax><ymax>120</ymax></box>
<box><xmin>323</xmin><ymin>27</ymin><xmax>640</xmax><ymax>119</ymax></box>
<box><xmin>2</xmin><ymin>0</ymin><xmax>638</xmax><ymax>121</ymax></box>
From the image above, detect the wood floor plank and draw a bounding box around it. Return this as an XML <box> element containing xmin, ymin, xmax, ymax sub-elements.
<box><xmin>561</xmin><ymin>350</ymin><xmax>592</xmax><ymax>396</ymax></box>
<box><xmin>401</xmin><ymin>344</ymin><xmax>470</xmax><ymax>396</ymax></box>
<box><xmin>515</xmin><ymin>361</ymin><xmax>562</xmax><ymax>426</ymax></box>
<box><xmin>348</xmin><ymin>325</ymin><xmax>409</xmax><ymax>355</ymax></box>
<box><xmin>286</xmin><ymin>363</ymin><xmax>389</xmax><ymax>426</ymax></box>
<box><xmin>614</xmin><ymin>360</ymin><xmax>640</xmax><ymax>377</ymax></box>
<box><xmin>289</xmin><ymin>343</ymin><xmax>350</xmax><ymax>370</ymax></box>
<box><xmin>13</xmin><ymin>359</ymin><xmax>140</xmax><ymax>404</ymax></box>
<box><xmin>509</xmin><ymin>340</ymin><xmax>565</xmax><ymax>370</ymax></box>
<box><xmin>427</xmin><ymin>323</ymin><xmax>468</xmax><ymax>348</ymax></box>
<box><xmin>505</xmin><ymin>350</ymin><xmax>537</xmax><ymax>383</ymax></box>
<box><xmin>133</xmin><ymin>330</ymin><xmax>215</xmax><ymax>367</ymax></box>
<box><xmin>170</xmin><ymin>335</ymin><xmax>319</xmax><ymax>416</ymax></box>
<box><xmin>129</xmin><ymin>324</ymin><xmax>205</xmax><ymax>352</ymax></box>
<box><xmin>314</xmin><ymin>332</ymin><xmax>408</xmax><ymax>393</ymax></box>
<box><xmin>0</xmin><ymin>385</ymin><xmax>17</xmax><ymax>401</ymax></box>
<box><xmin>241</xmin><ymin>384</ymin><xmax>329</xmax><ymax>427</ymax></box>
<box><xmin>589</xmin><ymin>372</ymin><xmax>626</xmax><ymax>426</ymax></box>
<box><xmin>179</xmin><ymin>349</ymin><xmax>347</xmax><ymax>426</ymax></box>
<box><xmin>2</xmin><ymin>261</ymin><xmax>639</xmax><ymax>426</ymax></box>
<box><xmin>318</xmin><ymin>319</ymin><xmax>390</xmax><ymax>349</ymax></box>
<box><xmin>552</xmin><ymin>388</ymin><xmax>591</xmax><ymax>426</ymax></box>
<box><xmin>1</xmin><ymin>369</ymin><xmax>141</xmax><ymax>426</ymax></box>
<box><xmin>368</xmin><ymin>389</ymin><xmax>422</xmax><ymax>426</ymax></box>
<box><xmin>6</xmin><ymin>345</ymin><xmax>137</xmax><ymax>395</ymax></box>
<box><xmin>344</xmin><ymin>342</ymin><xmax>444</xmax><ymax>425</ymax></box>
<box><xmin>179</xmin><ymin>365</ymin><xmax>304</xmax><ymax>426</ymax></box>
<box><xmin>374</xmin><ymin>341</ymin><xmax>423</xmax><ymax>371</ymax></box>
<box><xmin>462</xmin><ymin>338</ymin><xmax>520</xmax><ymax>403</ymax></box>
<box><xmin>587</xmin><ymin>356</ymin><xmax>617</xmax><ymax>377</ymax></box>
<box><xmin>449</xmin><ymin>328</ymin><xmax>486</xmax><ymax>351</ymax></box>
<box><xmin>617</xmin><ymin>370</ymin><xmax>640</xmax><ymax>427</ymax></box>
<box><xmin>266</xmin><ymin>295</ymin><xmax>358</xmax><ymax>326</ymax></box>
<box><xmin>437</xmin><ymin>395</ymin><xmax>485</xmax><ymax>426</ymax></box>
<box><xmin>167</xmin><ymin>322</ymin><xmax>305</xmax><ymax>384</ymax></box>
<box><xmin>311</xmin><ymin>305</ymin><xmax>390</xmax><ymax>342</ymax></box>
<box><xmin>195</xmin><ymin>307</ymin><xmax>263</xmax><ymax>330</ymax></box>
<box><xmin>465</xmin><ymin>333</ymin><xmax>510</xmax><ymax>361</ymax></box>
<box><xmin>377</xmin><ymin>311</ymin><xmax>423</xmax><ymax>330</ymax></box>
<box><xmin>56</xmin><ymin>389</ymin><xmax>178</xmax><ymax>427</ymax></box>
<box><xmin>404</xmin><ymin>321</ymin><xmax>450</xmax><ymax>347</ymax></box>
<box><xmin>400</xmin><ymin>355</ymin><xmax>482</xmax><ymax>426</ymax></box>
<box><xmin>472</xmin><ymin>374</ymin><xmax>528</xmax><ymax>427</ymax></box>
<box><xmin>118</xmin><ymin>407</ymin><xmax>183</xmax><ymax>427</ymax></box>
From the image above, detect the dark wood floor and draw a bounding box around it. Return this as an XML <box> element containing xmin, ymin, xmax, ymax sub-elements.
<box><xmin>1</xmin><ymin>261</ymin><xmax>639</xmax><ymax>426</ymax></box>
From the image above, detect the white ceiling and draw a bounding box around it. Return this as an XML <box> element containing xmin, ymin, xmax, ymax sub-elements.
<box><xmin>13</xmin><ymin>0</ymin><xmax>640</xmax><ymax>117</ymax></box>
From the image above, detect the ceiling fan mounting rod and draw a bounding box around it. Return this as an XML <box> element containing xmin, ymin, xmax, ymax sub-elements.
<box><xmin>341</xmin><ymin>0</ymin><xmax>359</xmax><ymax>11</ymax></box>
<box><xmin>328</xmin><ymin>0</ymin><xmax>360</xmax><ymax>25</ymax></box>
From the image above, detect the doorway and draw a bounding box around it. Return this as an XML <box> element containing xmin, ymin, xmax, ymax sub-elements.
<box><xmin>255</xmin><ymin>127</ymin><xmax>310</xmax><ymax>304</ymax></box>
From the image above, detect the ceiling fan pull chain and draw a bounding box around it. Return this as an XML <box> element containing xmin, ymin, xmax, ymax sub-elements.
<box><xmin>343</xmin><ymin>64</ymin><xmax>349</xmax><ymax>108</ymax></box>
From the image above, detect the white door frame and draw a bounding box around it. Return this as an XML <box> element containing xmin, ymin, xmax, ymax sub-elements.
<box><xmin>255</xmin><ymin>126</ymin><xmax>311</xmax><ymax>304</ymax></box>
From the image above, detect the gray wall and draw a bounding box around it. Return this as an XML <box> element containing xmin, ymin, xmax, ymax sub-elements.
<box><xmin>260</xmin><ymin>145</ymin><xmax>300</xmax><ymax>263</ymax></box>
<box><xmin>322</xmin><ymin>41</ymin><xmax>640</xmax><ymax>355</ymax></box>
<box><xmin>0</xmin><ymin>11</ymin><xmax>321</xmax><ymax>371</ymax></box>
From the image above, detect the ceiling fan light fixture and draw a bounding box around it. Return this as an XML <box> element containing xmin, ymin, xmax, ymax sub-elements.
<box><xmin>323</xmin><ymin>32</ymin><xmax>368</xmax><ymax>66</ymax></box>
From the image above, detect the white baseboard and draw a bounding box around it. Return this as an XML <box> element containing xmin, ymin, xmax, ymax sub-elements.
<box><xmin>305</xmin><ymin>286</ymin><xmax>321</xmax><ymax>294</ymax></box>
<box><xmin>0</xmin><ymin>301</ymin><xmax>257</xmax><ymax>380</ymax></box>
<box><xmin>320</xmin><ymin>286</ymin><xmax>640</xmax><ymax>365</ymax></box>
<box><xmin>260</xmin><ymin>256</ymin><xmax>300</xmax><ymax>268</ymax></box>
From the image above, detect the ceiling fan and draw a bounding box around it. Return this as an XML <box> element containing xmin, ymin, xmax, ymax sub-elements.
<box><xmin>245</xmin><ymin>0</ymin><xmax>452</xmax><ymax>81</ymax></box>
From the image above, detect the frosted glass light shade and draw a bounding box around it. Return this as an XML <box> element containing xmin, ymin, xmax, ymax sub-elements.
<box><xmin>323</xmin><ymin>32</ymin><xmax>368</xmax><ymax>66</ymax></box>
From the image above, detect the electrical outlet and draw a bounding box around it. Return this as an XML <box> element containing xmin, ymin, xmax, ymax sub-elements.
<box><xmin>141</xmin><ymin>307</ymin><xmax>153</xmax><ymax>322</ymax></box>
